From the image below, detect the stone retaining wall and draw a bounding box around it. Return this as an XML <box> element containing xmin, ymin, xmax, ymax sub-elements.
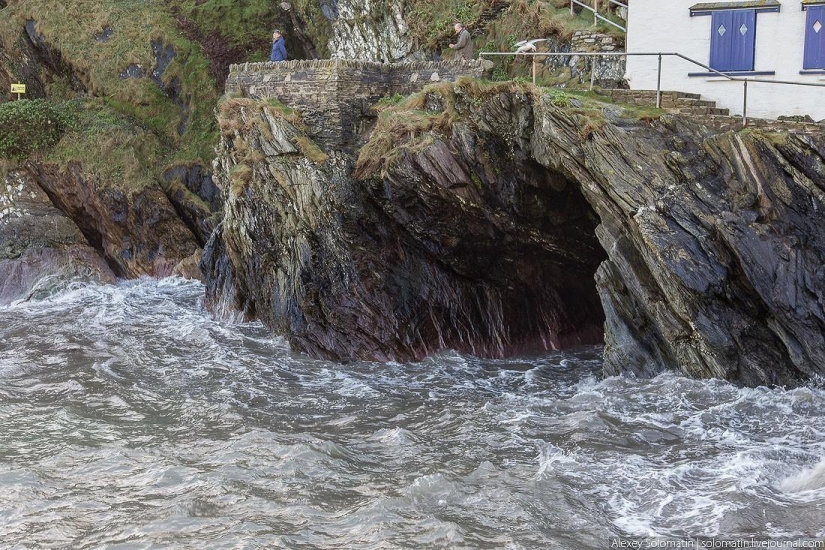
<box><xmin>226</xmin><ymin>59</ymin><xmax>486</xmax><ymax>148</ymax></box>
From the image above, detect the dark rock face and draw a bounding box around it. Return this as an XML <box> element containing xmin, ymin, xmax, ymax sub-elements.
<box><xmin>23</xmin><ymin>19</ymin><xmax>87</xmax><ymax>93</ymax></box>
<box><xmin>161</xmin><ymin>164</ymin><xmax>223</xmax><ymax>246</ymax></box>
<box><xmin>26</xmin><ymin>161</ymin><xmax>201</xmax><ymax>278</ymax></box>
<box><xmin>204</xmin><ymin>92</ymin><xmax>605</xmax><ymax>362</ymax></box>
<box><xmin>0</xmin><ymin>168</ymin><xmax>115</xmax><ymax>304</ymax></box>
<box><xmin>204</xmin><ymin>82</ymin><xmax>825</xmax><ymax>386</ymax></box>
<box><xmin>532</xmin><ymin>105</ymin><xmax>825</xmax><ymax>387</ymax></box>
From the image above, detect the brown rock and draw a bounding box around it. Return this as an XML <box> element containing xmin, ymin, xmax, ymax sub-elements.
<box><xmin>0</xmin><ymin>168</ymin><xmax>115</xmax><ymax>304</ymax></box>
<box><xmin>26</xmin><ymin>161</ymin><xmax>200</xmax><ymax>278</ymax></box>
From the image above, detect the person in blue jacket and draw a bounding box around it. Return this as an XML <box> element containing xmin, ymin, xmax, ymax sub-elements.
<box><xmin>270</xmin><ymin>30</ymin><xmax>287</xmax><ymax>62</ymax></box>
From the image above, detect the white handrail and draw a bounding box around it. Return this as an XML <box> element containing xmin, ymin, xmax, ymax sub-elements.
<box><xmin>478</xmin><ymin>50</ymin><xmax>825</xmax><ymax>127</ymax></box>
<box><xmin>570</xmin><ymin>0</ymin><xmax>628</xmax><ymax>33</ymax></box>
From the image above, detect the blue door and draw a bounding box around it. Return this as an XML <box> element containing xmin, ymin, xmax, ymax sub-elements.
<box><xmin>709</xmin><ymin>10</ymin><xmax>757</xmax><ymax>71</ymax></box>
<box><xmin>804</xmin><ymin>6</ymin><xmax>825</xmax><ymax>69</ymax></box>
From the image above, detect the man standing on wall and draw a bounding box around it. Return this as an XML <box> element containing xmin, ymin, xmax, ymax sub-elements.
<box><xmin>449</xmin><ymin>23</ymin><xmax>473</xmax><ymax>60</ymax></box>
<box><xmin>271</xmin><ymin>30</ymin><xmax>287</xmax><ymax>62</ymax></box>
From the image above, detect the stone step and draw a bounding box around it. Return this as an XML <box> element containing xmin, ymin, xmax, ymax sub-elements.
<box><xmin>601</xmin><ymin>89</ymin><xmax>702</xmax><ymax>101</ymax></box>
<box><xmin>689</xmin><ymin>114</ymin><xmax>825</xmax><ymax>134</ymax></box>
<box><xmin>675</xmin><ymin>107</ymin><xmax>730</xmax><ymax>116</ymax></box>
<box><xmin>673</xmin><ymin>98</ymin><xmax>717</xmax><ymax>108</ymax></box>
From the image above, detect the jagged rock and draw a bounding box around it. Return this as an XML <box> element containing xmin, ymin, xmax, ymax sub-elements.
<box><xmin>26</xmin><ymin>161</ymin><xmax>201</xmax><ymax>279</ymax></box>
<box><xmin>160</xmin><ymin>164</ymin><xmax>223</xmax><ymax>246</ymax></box>
<box><xmin>204</xmin><ymin>81</ymin><xmax>825</xmax><ymax>386</ymax></box>
<box><xmin>172</xmin><ymin>249</ymin><xmax>204</xmax><ymax>281</ymax></box>
<box><xmin>204</xmin><ymin>87</ymin><xmax>605</xmax><ymax>362</ymax></box>
<box><xmin>0</xmin><ymin>168</ymin><xmax>115</xmax><ymax>304</ymax></box>
<box><xmin>22</xmin><ymin>19</ymin><xmax>87</xmax><ymax>93</ymax></box>
<box><xmin>327</xmin><ymin>0</ymin><xmax>422</xmax><ymax>63</ymax></box>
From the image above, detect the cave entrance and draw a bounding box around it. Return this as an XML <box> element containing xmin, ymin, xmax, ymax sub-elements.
<box><xmin>472</xmin><ymin>157</ymin><xmax>608</xmax><ymax>354</ymax></box>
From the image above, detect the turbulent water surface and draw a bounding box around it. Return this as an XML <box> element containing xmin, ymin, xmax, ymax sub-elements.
<box><xmin>0</xmin><ymin>279</ymin><xmax>823</xmax><ymax>549</ymax></box>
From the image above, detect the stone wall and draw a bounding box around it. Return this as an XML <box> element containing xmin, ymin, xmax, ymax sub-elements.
<box><xmin>570</xmin><ymin>30</ymin><xmax>626</xmax><ymax>88</ymax></box>
<box><xmin>570</xmin><ymin>30</ymin><xmax>623</xmax><ymax>53</ymax></box>
<box><xmin>226</xmin><ymin>59</ymin><xmax>486</xmax><ymax>148</ymax></box>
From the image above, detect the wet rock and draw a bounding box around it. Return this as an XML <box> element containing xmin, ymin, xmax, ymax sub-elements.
<box><xmin>172</xmin><ymin>249</ymin><xmax>204</xmax><ymax>281</ymax></box>
<box><xmin>160</xmin><ymin>164</ymin><xmax>223</xmax><ymax>246</ymax></box>
<box><xmin>204</xmin><ymin>89</ymin><xmax>606</xmax><ymax>362</ymax></box>
<box><xmin>26</xmin><ymin>161</ymin><xmax>200</xmax><ymax>278</ymax></box>
<box><xmin>204</xmin><ymin>82</ymin><xmax>825</xmax><ymax>387</ymax></box>
<box><xmin>119</xmin><ymin>63</ymin><xmax>144</xmax><ymax>79</ymax></box>
<box><xmin>0</xmin><ymin>168</ymin><xmax>115</xmax><ymax>304</ymax></box>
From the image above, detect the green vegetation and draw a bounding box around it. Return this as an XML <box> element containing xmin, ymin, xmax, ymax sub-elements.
<box><xmin>0</xmin><ymin>99</ymin><xmax>77</xmax><ymax>159</ymax></box>
<box><xmin>476</xmin><ymin>0</ymin><xmax>625</xmax><ymax>85</ymax></box>
<box><xmin>0</xmin><ymin>0</ymin><xmax>220</xmax><ymax>171</ymax></box>
<box><xmin>45</xmin><ymin>98</ymin><xmax>164</xmax><ymax>191</ymax></box>
<box><xmin>356</xmin><ymin>77</ymin><xmax>671</xmax><ymax>178</ymax></box>
<box><xmin>357</xmin><ymin>79</ymin><xmax>545</xmax><ymax>177</ymax></box>
<box><xmin>0</xmin><ymin>0</ymin><xmax>630</xmax><ymax>187</ymax></box>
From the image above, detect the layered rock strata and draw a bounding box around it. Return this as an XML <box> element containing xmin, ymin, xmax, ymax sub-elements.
<box><xmin>0</xmin><ymin>168</ymin><xmax>115</xmax><ymax>304</ymax></box>
<box><xmin>204</xmin><ymin>79</ymin><xmax>825</xmax><ymax>386</ymax></box>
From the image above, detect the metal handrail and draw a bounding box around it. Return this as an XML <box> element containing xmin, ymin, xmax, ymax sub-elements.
<box><xmin>570</xmin><ymin>0</ymin><xmax>627</xmax><ymax>32</ymax></box>
<box><xmin>478</xmin><ymin>50</ymin><xmax>825</xmax><ymax>127</ymax></box>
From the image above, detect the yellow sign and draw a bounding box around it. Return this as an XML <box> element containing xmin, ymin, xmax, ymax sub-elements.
<box><xmin>10</xmin><ymin>84</ymin><xmax>26</xmax><ymax>94</ymax></box>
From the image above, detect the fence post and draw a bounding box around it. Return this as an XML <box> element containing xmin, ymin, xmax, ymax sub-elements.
<box><xmin>570</xmin><ymin>0</ymin><xmax>574</xmax><ymax>15</ymax></box>
<box><xmin>533</xmin><ymin>57</ymin><xmax>537</xmax><ymax>86</ymax></box>
<box><xmin>594</xmin><ymin>0</ymin><xmax>599</xmax><ymax>25</ymax></box>
<box><xmin>656</xmin><ymin>54</ymin><xmax>662</xmax><ymax>108</ymax></box>
<box><xmin>591</xmin><ymin>58</ymin><xmax>596</xmax><ymax>90</ymax></box>
<box><xmin>742</xmin><ymin>79</ymin><xmax>748</xmax><ymax>128</ymax></box>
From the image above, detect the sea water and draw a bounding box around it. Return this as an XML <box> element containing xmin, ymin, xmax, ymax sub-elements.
<box><xmin>0</xmin><ymin>278</ymin><xmax>823</xmax><ymax>548</ymax></box>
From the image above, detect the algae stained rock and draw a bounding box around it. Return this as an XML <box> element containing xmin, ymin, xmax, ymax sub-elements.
<box><xmin>204</xmin><ymin>80</ymin><xmax>825</xmax><ymax>387</ymax></box>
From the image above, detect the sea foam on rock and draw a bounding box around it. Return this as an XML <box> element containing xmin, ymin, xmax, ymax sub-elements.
<box><xmin>204</xmin><ymin>80</ymin><xmax>825</xmax><ymax>387</ymax></box>
<box><xmin>0</xmin><ymin>168</ymin><xmax>115</xmax><ymax>304</ymax></box>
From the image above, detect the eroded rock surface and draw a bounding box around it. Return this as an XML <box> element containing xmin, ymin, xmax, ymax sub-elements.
<box><xmin>0</xmin><ymin>168</ymin><xmax>115</xmax><ymax>304</ymax></box>
<box><xmin>204</xmin><ymin>81</ymin><xmax>825</xmax><ymax>386</ymax></box>
<box><xmin>27</xmin><ymin>161</ymin><xmax>201</xmax><ymax>279</ymax></box>
<box><xmin>326</xmin><ymin>0</ymin><xmax>420</xmax><ymax>63</ymax></box>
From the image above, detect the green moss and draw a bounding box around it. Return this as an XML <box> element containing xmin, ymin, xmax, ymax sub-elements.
<box><xmin>470</xmin><ymin>171</ymin><xmax>483</xmax><ymax>190</ymax></box>
<box><xmin>45</xmin><ymin>99</ymin><xmax>163</xmax><ymax>192</ymax></box>
<box><xmin>0</xmin><ymin>100</ymin><xmax>77</xmax><ymax>159</ymax></box>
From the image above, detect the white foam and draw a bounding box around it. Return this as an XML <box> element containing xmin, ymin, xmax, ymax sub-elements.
<box><xmin>779</xmin><ymin>457</ymin><xmax>825</xmax><ymax>493</ymax></box>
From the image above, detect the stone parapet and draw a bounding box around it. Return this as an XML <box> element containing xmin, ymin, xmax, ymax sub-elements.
<box><xmin>226</xmin><ymin>59</ymin><xmax>487</xmax><ymax>148</ymax></box>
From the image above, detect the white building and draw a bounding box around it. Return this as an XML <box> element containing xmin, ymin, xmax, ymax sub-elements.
<box><xmin>625</xmin><ymin>0</ymin><xmax>825</xmax><ymax>120</ymax></box>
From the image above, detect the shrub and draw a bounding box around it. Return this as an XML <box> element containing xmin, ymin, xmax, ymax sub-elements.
<box><xmin>0</xmin><ymin>100</ymin><xmax>76</xmax><ymax>159</ymax></box>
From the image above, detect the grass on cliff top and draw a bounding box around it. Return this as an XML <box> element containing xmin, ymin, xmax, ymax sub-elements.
<box><xmin>0</xmin><ymin>0</ymin><xmax>221</xmax><ymax>167</ymax></box>
<box><xmin>217</xmin><ymin>95</ymin><xmax>328</xmax><ymax>165</ymax></box>
<box><xmin>45</xmin><ymin>98</ymin><xmax>164</xmax><ymax>192</ymax></box>
<box><xmin>356</xmin><ymin>79</ymin><xmax>671</xmax><ymax>178</ymax></box>
<box><xmin>356</xmin><ymin>78</ymin><xmax>545</xmax><ymax>178</ymax></box>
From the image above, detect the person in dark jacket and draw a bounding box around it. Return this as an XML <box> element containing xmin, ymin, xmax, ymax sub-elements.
<box><xmin>270</xmin><ymin>30</ymin><xmax>287</xmax><ymax>62</ymax></box>
<box><xmin>449</xmin><ymin>23</ymin><xmax>473</xmax><ymax>60</ymax></box>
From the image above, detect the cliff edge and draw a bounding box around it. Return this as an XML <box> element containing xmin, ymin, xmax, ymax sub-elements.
<box><xmin>203</xmin><ymin>77</ymin><xmax>825</xmax><ymax>387</ymax></box>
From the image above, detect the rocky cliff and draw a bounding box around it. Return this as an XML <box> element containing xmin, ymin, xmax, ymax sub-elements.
<box><xmin>204</xmin><ymin>79</ymin><xmax>825</xmax><ymax>386</ymax></box>
<box><xmin>0</xmin><ymin>168</ymin><xmax>115</xmax><ymax>304</ymax></box>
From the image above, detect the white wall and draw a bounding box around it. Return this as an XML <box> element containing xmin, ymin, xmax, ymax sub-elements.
<box><xmin>626</xmin><ymin>0</ymin><xmax>825</xmax><ymax>120</ymax></box>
